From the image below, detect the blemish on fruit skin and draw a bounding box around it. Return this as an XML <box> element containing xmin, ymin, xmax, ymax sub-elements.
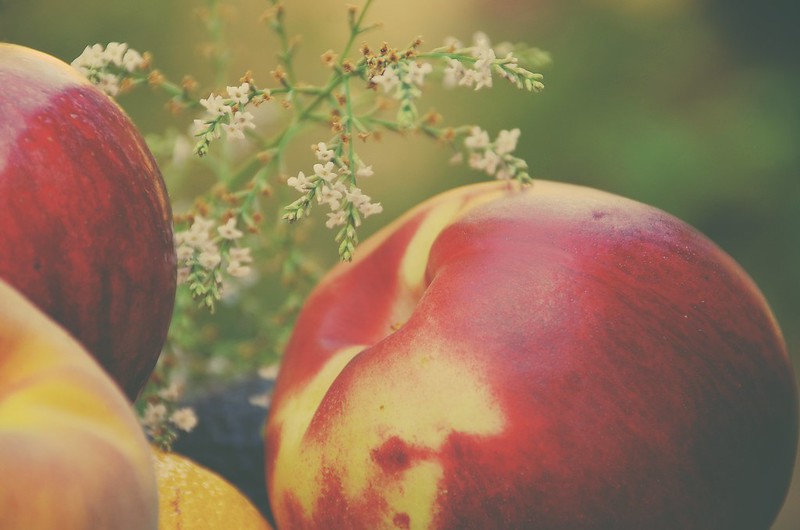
<box><xmin>371</xmin><ymin>435</ymin><xmax>434</xmax><ymax>475</ymax></box>
<box><xmin>170</xmin><ymin>487</ymin><xmax>182</xmax><ymax>528</ymax></box>
<box><xmin>592</xmin><ymin>210</ymin><xmax>608</xmax><ymax>220</ymax></box>
<box><xmin>393</xmin><ymin>512</ymin><xmax>411</xmax><ymax>528</ymax></box>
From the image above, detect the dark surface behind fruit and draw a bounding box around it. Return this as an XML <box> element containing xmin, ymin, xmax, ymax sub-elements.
<box><xmin>173</xmin><ymin>376</ymin><xmax>275</xmax><ymax>522</ymax></box>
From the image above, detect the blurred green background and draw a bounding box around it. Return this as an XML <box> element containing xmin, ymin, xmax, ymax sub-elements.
<box><xmin>2</xmin><ymin>0</ymin><xmax>798</xmax><ymax>526</ymax></box>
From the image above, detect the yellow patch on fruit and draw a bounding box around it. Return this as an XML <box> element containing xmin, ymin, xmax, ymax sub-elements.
<box><xmin>154</xmin><ymin>449</ymin><xmax>272</xmax><ymax>530</ymax></box>
<box><xmin>270</xmin><ymin>345</ymin><xmax>366</xmax><ymax>507</ymax></box>
<box><xmin>271</xmin><ymin>333</ymin><xmax>505</xmax><ymax>529</ymax></box>
<box><xmin>399</xmin><ymin>186</ymin><xmax>508</xmax><ymax>291</ymax></box>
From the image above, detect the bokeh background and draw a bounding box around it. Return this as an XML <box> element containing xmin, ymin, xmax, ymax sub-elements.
<box><xmin>2</xmin><ymin>0</ymin><xmax>798</xmax><ymax>527</ymax></box>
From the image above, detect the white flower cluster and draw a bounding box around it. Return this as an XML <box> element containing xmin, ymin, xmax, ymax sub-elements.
<box><xmin>443</xmin><ymin>33</ymin><xmax>495</xmax><ymax>90</ymax></box>
<box><xmin>193</xmin><ymin>82</ymin><xmax>260</xmax><ymax>155</ymax></box>
<box><xmin>286</xmin><ymin>142</ymin><xmax>382</xmax><ymax>229</ymax></box>
<box><xmin>371</xmin><ymin>60</ymin><xmax>434</xmax><ymax>127</ymax></box>
<box><xmin>175</xmin><ymin>215</ymin><xmax>253</xmax><ymax>284</ymax></box>
<box><xmin>140</xmin><ymin>380</ymin><xmax>198</xmax><ymax>437</ymax></box>
<box><xmin>141</xmin><ymin>402</ymin><xmax>198</xmax><ymax>435</ymax></box>
<box><xmin>371</xmin><ymin>60</ymin><xmax>434</xmax><ymax>97</ymax></box>
<box><xmin>442</xmin><ymin>33</ymin><xmax>545</xmax><ymax>93</ymax></box>
<box><xmin>71</xmin><ymin>42</ymin><xmax>145</xmax><ymax>96</ymax></box>
<box><xmin>457</xmin><ymin>126</ymin><xmax>529</xmax><ymax>181</ymax></box>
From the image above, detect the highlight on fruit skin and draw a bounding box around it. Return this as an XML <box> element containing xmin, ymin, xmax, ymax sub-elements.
<box><xmin>0</xmin><ymin>279</ymin><xmax>158</xmax><ymax>530</ymax></box>
<box><xmin>153</xmin><ymin>448</ymin><xmax>273</xmax><ymax>530</ymax></box>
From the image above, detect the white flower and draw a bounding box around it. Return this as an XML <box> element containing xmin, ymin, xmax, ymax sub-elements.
<box><xmin>464</xmin><ymin>127</ymin><xmax>490</xmax><ymax>149</ymax></box>
<box><xmin>158</xmin><ymin>381</ymin><xmax>184</xmax><ymax>401</ymax></box>
<box><xmin>198</xmin><ymin>251</ymin><xmax>221</xmax><ymax>269</ymax></box>
<box><xmin>103</xmin><ymin>42</ymin><xmax>128</xmax><ymax>67</ymax></box>
<box><xmin>141</xmin><ymin>402</ymin><xmax>167</xmax><ymax>428</ymax></box>
<box><xmin>206</xmin><ymin>356</ymin><xmax>229</xmax><ymax>374</ymax></box>
<box><xmin>473</xmin><ymin>47</ymin><xmax>496</xmax><ymax>73</ymax></box>
<box><xmin>176</xmin><ymin>244</ymin><xmax>194</xmax><ymax>262</ymax></box>
<box><xmin>218</xmin><ymin>218</ymin><xmax>244</xmax><ymax>240</ymax></box>
<box><xmin>169</xmin><ymin>407</ymin><xmax>198</xmax><ymax>433</ymax></box>
<box><xmin>258</xmin><ymin>365</ymin><xmax>280</xmax><ymax>379</ymax></box>
<box><xmin>121</xmin><ymin>48</ymin><xmax>144</xmax><ymax>72</ymax></box>
<box><xmin>177</xmin><ymin>266</ymin><xmax>191</xmax><ymax>284</ymax></box>
<box><xmin>248</xmin><ymin>393</ymin><xmax>272</xmax><ymax>409</ymax></box>
<box><xmin>191</xmin><ymin>119</ymin><xmax>209</xmax><ymax>136</ymax></box>
<box><xmin>71</xmin><ymin>44</ymin><xmax>105</xmax><ymax>71</ymax></box>
<box><xmin>345</xmin><ymin>187</ymin><xmax>370</xmax><ymax>208</ymax></box>
<box><xmin>444</xmin><ymin>36</ymin><xmax>464</xmax><ymax>50</ymax></box>
<box><xmin>229</xmin><ymin>247</ymin><xmax>253</xmax><ymax>264</ymax></box>
<box><xmin>223</xmin><ymin>111</ymin><xmax>256</xmax><ymax>140</ymax></box>
<box><xmin>472</xmin><ymin>67</ymin><xmax>493</xmax><ymax>90</ymax></box>
<box><xmin>449</xmin><ymin>152</ymin><xmax>464</xmax><ymax>165</ymax></box>
<box><xmin>468</xmin><ymin>152</ymin><xmax>485</xmax><ymax>171</ymax></box>
<box><xmin>190</xmin><ymin>216</ymin><xmax>216</xmax><ymax>234</ymax></box>
<box><xmin>443</xmin><ymin>58</ymin><xmax>465</xmax><ymax>88</ymax></box>
<box><xmin>458</xmin><ymin>68</ymin><xmax>478</xmax><ymax>89</ymax></box>
<box><xmin>372</xmin><ymin>65</ymin><xmax>400</xmax><ymax>93</ymax></box>
<box><xmin>356</xmin><ymin>164</ymin><xmax>374</xmax><ymax>178</ymax></box>
<box><xmin>287</xmin><ymin>171</ymin><xmax>313</xmax><ymax>192</ymax></box>
<box><xmin>464</xmin><ymin>41</ymin><xmax>496</xmax><ymax>91</ymax></box>
<box><xmin>403</xmin><ymin>61</ymin><xmax>433</xmax><ymax>87</ymax></box>
<box><xmin>325</xmin><ymin>210</ymin><xmax>347</xmax><ymax>229</ymax></box>
<box><xmin>222</xmin><ymin>124</ymin><xmax>244</xmax><ymax>140</ymax></box>
<box><xmin>183</xmin><ymin>230</ymin><xmax>209</xmax><ymax>247</ymax></box>
<box><xmin>472</xmin><ymin>31</ymin><xmax>492</xmax><ymax>51</ymax></box>
<box><xmin>314</xmin><ymin>142</ymin><xmax>335</xmax><ymax>162</ymax></box>
<box><xmin>226</xmin><ymin>82</ymin><xmax>251</xmax><ymax>105</ymax></box>
<box><xmin>313</xmin><ymin>161</ymin><xmax>337</xmax><ymax>182</ymax></box>
<box><xmin>495</xmin><ymin>128</ymin><xmax>521</xmax><ymax>155</ymax></box>
<box><xmin>227</xmin><ymin>260</ymin><xmax>252</xmax><ymax>278</ymax></box>
<box><xmin>470</xmin><ymin>149</ymin><xmax>502</xmax><ymax>175</ymax></box>
<box><xmin>359</xmin><ymin>201</ymin><xmax>383</xmax><ymax>217</ymax></box>
<box><xmin>200</xmin><ymin>94</ymin><xmax>231</xmax><ymax>117</ymax></box>
<box><xmin>317</xmin><ymin>185</ymin><xmax>344</xmax><ymax>210</ymax></box>
<box><xmin>96</xmin><ymin>73</ymin><xmax>120</xmax><ymax>96</ymax></box>
<box><xmin>183</xmin><ymin>217</ymin><xmax>214</xmax><ymax>247</ymax></box>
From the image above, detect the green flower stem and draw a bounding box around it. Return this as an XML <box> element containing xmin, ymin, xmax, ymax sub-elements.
<box><xmin>361</xmin><ymin>116</ymin><xmax>406</xmax><ymax>134</ymax></box>
<box><xmin>341</xmin><ymin>0</ymin><xmax>376</xmax><ymax>62</ymax></box>
<box><xmin>269</xmin><ymin>1</ymin><xmax>297</xmax><ymax>84</ymax></box>
<box><xmin>296</xmin><ymin>73</ymin><xmax>344</xmax><ymax>121</ymax></box>
<box><xmin>206</xmin><ymin>0</ymin><xmax>230</xmax><ymax>88</ymax></box>
<box><xmin>418</xmin><ymin>51</ymin><xmax>478</xmax><ymax>62</ymax></box>
<box><xmin>343</xmin><ymin>76</ymin><xmax>357</xmax><ymax>178</ymax></box>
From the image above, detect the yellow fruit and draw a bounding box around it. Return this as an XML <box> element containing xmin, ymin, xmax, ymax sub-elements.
<box><xmin>153</xmin><ymin>448</ymin><xmax>273</xmax><ymax>530</ymax></box>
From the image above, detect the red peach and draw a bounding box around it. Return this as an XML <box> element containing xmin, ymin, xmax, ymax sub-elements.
<box><xmin>265</xmin><ymin>180</ymin><xmax>797</xmax><ymax>529</ymax></box>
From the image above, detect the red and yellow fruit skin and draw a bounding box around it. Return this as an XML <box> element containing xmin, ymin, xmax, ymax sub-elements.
<box><xmin>0</xmin><ymin>43</ymin><xmax>175</xmax><ymax>401</ymax></box>
<box><xmin>265</xmin><ymin>180</ymin><xmax>797</xmax><ymax>530</ymax></box>
<box><xmin>0</xmin><ymin>279</ymin><xmax>158</xmax><ymax>530</ymax></box>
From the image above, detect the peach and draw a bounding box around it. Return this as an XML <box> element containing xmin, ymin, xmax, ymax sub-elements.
<box><xmin>265</xmin><ymin>181</ymin><xmax>796</xmax><ymax>529</ymax></box>
<box><xmin>0</xmin><ymin>280</ymin><xmax>158</xmax><ymax>530</ymax></box>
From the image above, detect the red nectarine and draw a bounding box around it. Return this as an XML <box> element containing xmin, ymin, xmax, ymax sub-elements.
<box><xmin>0</xmin><ymin>43</ymin><xmax>175</xmax><ymax>400</ymax></box>
<box><xmin>265</xmin><ymin>180</ymin><xmax>797</xmax><ymax>530</ymax></box>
